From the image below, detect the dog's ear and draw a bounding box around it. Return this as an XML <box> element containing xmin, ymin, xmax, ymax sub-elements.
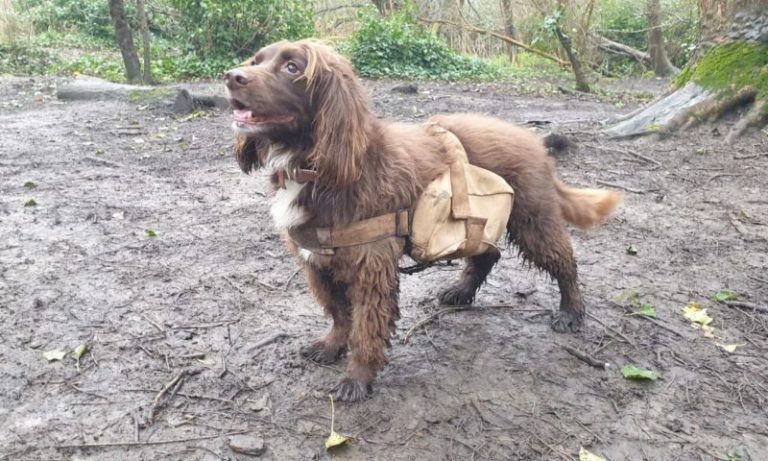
<box><xmin>302</xmin><ymin>42</ymin><xmax>370</xmax><ymax>187</ymax></box>
<box><xmin>234</xmin><ymin>132</ymin><xmax>264</xmax><ymax>173</ymax></box>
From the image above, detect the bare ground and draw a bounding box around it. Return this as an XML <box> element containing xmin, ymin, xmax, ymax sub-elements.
<box><xmin>1</xmin><ymin>75</ymin><xmax>767</xmax><ymax>461</ymax></box>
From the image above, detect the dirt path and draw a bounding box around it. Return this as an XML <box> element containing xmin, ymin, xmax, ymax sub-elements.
<box><xmin>1</xmin><ymin>76</ymin><xmax>766</xmax><ymax>461</ymax></box>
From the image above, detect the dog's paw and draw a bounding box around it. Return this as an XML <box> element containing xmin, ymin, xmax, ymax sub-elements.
<box><xmin>550</xmin><ymin>309</ymin><xmax>584</xmax><ymax>333</ymax></box>
<box><xmin>299</xmin><ymin>341</ymin><xmax>346</xmax><ymax>364</ymax></box>
<box><xmin>331</xmin><ymin>377</ymin><xmax>372</xmax><ymax>402</ymax></box>
<box><xmin>438</xmin><ymin>284</ymin><xmax>475</xmax><ymax>306</ymax></box>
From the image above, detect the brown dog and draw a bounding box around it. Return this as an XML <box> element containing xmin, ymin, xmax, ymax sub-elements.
<box><xmin>225</xmin><ymin>40</ymin><xmax>622</xmax><ymax>401</ymax></box>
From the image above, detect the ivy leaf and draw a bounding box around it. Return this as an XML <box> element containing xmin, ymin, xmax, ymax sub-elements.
<box><xmin>621</xmin><ymin>364</ymin><xmax>658</xmax><ymax>381</ymax></box>
<box><xmin>625</xmin><ymin>244</ymin><xmax>638</xmax><ymax>255</ymax></box>
<box><xmin>23</xmin><ymin>181</ymin><xmax>37</xmax><ymax>190</ymax></box>
<box><xmin>579</xmin><ymin>447</ymin><xmax>607</xmax><ymax>461</ymax></box>
<box><xmin>145</xmin><ymin>229</ymin><xmax>158</xmax><ymax>237</ymax></box>
<box><xmin>638</xmin><ymin>304</ymin><xmax>657</xmax><ymax>318</ymax></box>
<box><xmin>713</xmin><ymin>290</ymin><xmax>738</xmax><ymax>302</ymax></box>
<box><xmin>24</xmin><ymin>199</ymin><xmax>37</xmax><ymax>207</ymax></box>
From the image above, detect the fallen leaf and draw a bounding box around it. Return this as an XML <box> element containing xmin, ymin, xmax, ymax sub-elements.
<box><xmin>73</xmin><ymin>344</ymin><xmax>89</xmax><ymax>360</ymax></box>
<box><xmin>682</xmin><ymin>303</ymin><xmax>712</xmax><ymax>326</ymax></box>
<box><xmin>43</xmin><ymin>350</ymin><xmax>67</xmax><ymax>362</ymax></box>
<box><xmin>713</xmin><ymin>290</ymin><xmax>738</xmax><ymax>302</ymax></box>
<box><xmin>716</xmin><ymin>343</ymin><xmax>744</xmax><ymax>353</ymax></box>
<box><xmin>249</xmin><ymin>394</ymin><xmax>269</xmax><ymax>412</ymax></box>
<box><xmin>626</xmin><ymin>244</ymin><xmax>638</xmax><ymax>255</ymax></box>
<box><xmin>324</xmin><ymin>395</ymin><xmax>351</xmax><ymax>450</ymax></box>
<box><xmin>325</xmin><ymin>431</ymin><xmax>351</xmax><ymax>450</ymax></box>
<box><xmin>638</xmin><ymin>304</ymin><xmax>657</xmax><ymax>318</ymax></box>
<box><xmin>579</xmin><ymin>447</ymin><xmax>607</xmax><ymax>461</ymax></box>
<box><xmin>621</xmin><ymin>364</ymin><xmax>658</xmax><ymax>381</ymax></box>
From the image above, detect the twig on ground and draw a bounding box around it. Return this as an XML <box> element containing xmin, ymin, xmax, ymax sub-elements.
<box><xmin>125</xmin><ymin>388</ymin><xmax>234</xmax><ymax>405</ymax></box>
<box><xmin>634</xmin><ymin>314</ymin><xmax>693</xmax><ymax>339</ymax></box>
<box><xmin>84</xmin><ymin>156</ymin><xmax>126</xmax><ymax>169</ymax></box>
<box><xmin>141</xmin><ymin>313</ymin><xmax>166</xmax><ymax>334</ymax></box>
<box><xmin>723</xmin><ymin>300</ymin><xmax>768</xmax><ymax>315</ymax></box>
<box><xmin>733</xmin><ymin>153</ymin><xmax>768</xmax><ymax>160</ymax></box>
<box><xmin>561</xmin><ymin>345</ymin><xmax>609</xmax><ymax>369</ymax></box>
<box><xmin>248</xmin><ymin>333</ymin><xmax>289</xmax><ymax>352</ymax></box>
<box><xmin>143</xmin><ymin>368</ymin><xmax>202</xmax><ymax>427</ymax></box>
<box><xmin>706</xmin><ymin>173</ymin><xmax>742</xmax><ymax>184</ymax></box>
<box><xmin>402</xmin><ymin>304</ymin><xmax>549</xmax><ymax>343</ymax></box>
<box><xmin>586</xmin><ymin>312</ymin><xmax>636</xmax><ymax>346</ymax></box>
<box><xmin>595</xmin><ymin>180</ymin><xmax>651</xmax><ymax>194</ymax></box>
<box><xmin>171</xmin><ymin>320</ymin><xmax>239</xmax><ymax>330</ymax></box>
<box><xmin>283</xmin><ymin>268</ymin><xmax>302</xmax><ymax>291</ymax></box>
<box><xmin>583</xmin><ymin>143</ymin><xmax>662</xmax><ymax>168</ymax></box>
<box><xmin>403</xmin><ymin>306</ymin><xmax>471</xmax><ymax>344</ymax></box>
<box><xmin>53</xmin><ymin>430</ymin><xmax>249</xmax><ymax>450</ymax></box>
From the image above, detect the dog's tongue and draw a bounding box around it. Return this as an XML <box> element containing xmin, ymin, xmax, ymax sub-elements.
<box><xmin>233</xmin><ymin>109</ymin><xmax>253</xmax><ymax>123</ymax></box>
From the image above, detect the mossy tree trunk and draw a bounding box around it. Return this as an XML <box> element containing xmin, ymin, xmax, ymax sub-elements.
<box><xmin>606</xmin><ymin>0</ymin><xmax>768</xmax><ymax>141</ymax></box>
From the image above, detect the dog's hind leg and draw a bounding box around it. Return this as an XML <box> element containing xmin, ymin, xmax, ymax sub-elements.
<box><xmin>438</xmin><ymin>250</ymin><xmax>501</xmax><ymax>305</ymax></box>
<box><xmin>507</xmin><ymin>203</ymin><xmax>585</xmax><ymax>333</ymax></box>
<box><xmin>299</xmin><ymin>267</ymin><xmax>352</xmax><ymax>364</ymax></box>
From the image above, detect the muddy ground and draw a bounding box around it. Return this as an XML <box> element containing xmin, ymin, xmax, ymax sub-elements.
<box><xmin>1</xmin><ymin>74</ymin><xmax>767</xmax><ymax>461</ymax></box>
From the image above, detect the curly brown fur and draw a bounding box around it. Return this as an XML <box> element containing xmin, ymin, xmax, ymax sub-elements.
<box><xmin>224</xmin><ymin>40</ymin><xmax>623</xmax><ymax>401</ymax></box>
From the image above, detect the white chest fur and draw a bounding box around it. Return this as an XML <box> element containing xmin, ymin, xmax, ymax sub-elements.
<box><xmin>266</xmin><ymin>147</ymin><xmax>309</xmax><ymax>230</ymax></box>
<box><xmin>270</xmin><ymin>180</ymin><xmax>309</xmax><ymax>229</ymax></box>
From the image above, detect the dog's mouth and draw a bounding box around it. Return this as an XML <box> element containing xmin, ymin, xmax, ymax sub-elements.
<box><xmin>231</xmin><ymin>99</ymin><xmax>293</xmax><ymax>127</ymax></box>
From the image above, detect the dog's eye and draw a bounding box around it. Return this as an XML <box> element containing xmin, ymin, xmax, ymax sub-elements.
<box><xmin>286</xmin><ymin>62</ymin><xmax>299</xmax><ymax>74</ymax></box>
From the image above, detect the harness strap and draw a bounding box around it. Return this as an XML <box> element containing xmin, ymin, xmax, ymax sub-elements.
<box><xmin>289</xmin><ymin>209</ymin><xmax>410</xmax><ymax>253</ymax></box>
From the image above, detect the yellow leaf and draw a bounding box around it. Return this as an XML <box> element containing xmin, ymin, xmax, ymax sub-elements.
<box><xmin>716</xmin><ymin>343</ymin><xmax>744</xmax><ymax>353</ymax></box>
<box><xmin>682</xmin><ymin>303</ymin><xmax>713</xmax><ymax>326</ymax></box>
<box><xmin>324</xmin><ymin>395</ymin><xmax>352</xmax><ymax>450</ymax></box>
<box><xmin>579</xmin><ymin>447</ymin><xmax>606</xmax><ymax>461</ymax></box>
<box><xmin>325</xmin><ymin>431</ymin><xmax>351</xmax><ymax>450</ymax></box>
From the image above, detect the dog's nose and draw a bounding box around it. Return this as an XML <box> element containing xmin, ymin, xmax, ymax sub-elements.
<box><xmin>224</xmin><ymin>70</ymin><xmax>249</xmax><ymax>89</ymax></box>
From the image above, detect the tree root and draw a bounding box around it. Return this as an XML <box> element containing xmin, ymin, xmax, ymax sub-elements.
<box><xmin>726</xmin><ymin>99</ymin><xmax>767</xmax><ymax>143</ymax></box>
<box><xmin>605</xmin><ymin>82</ymin><xmax>767</xmax><ymax>141</ymax></box>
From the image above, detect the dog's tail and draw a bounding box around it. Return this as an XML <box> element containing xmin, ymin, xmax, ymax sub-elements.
<box><xmin>555</xmin><ymin>181</ymin><xmax>623</xmax><ymax>230</ymax></box>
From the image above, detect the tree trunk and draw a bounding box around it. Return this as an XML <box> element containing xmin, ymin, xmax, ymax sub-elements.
<box><xmin>500</xmin><ymin>0</ymin><xmax>518</xmax><ymax>62</ymax></box>
<box><xmin>605</xmin><ymin>0</ymin><xmax>768</xmax><ymax>141</ymax></box>
<box><xmin>647</xmin><ymin>0</ymin><xmax>676</xmax><ymax>76</ymax></box>
<box><xmin>371</xmin><ymin>0</ymin><xmax>401</xmax><ymax>16</ymax></box>
<box><xmin>554</xmin><ymin>1</ymin><xmax>590</xmax><ymax>92</ymax></box>
<box><xmin>109</xmin><ymin>0</ymin><xmax>142</xmax><ymax>84</ymax></box>
<box><xmin>136</xmin><ymin>0</ymin><xmax>152</xmax><ymax>84</ymax></box>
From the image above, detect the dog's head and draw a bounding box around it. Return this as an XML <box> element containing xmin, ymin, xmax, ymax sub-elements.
<box><xmin>224</xmin><ymin>40</ymin><xmax>370</xmax><ymax>186</ymax></box>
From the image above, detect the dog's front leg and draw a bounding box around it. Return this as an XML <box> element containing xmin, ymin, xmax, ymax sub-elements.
<box><xmin>330</xmin><ymin>243</ymin><xmax>401</xmax><ymax>402</ymax></box>
<box><xmin>299</xmin><ymin>266</ymin><xmax>351</xmax><ymax>364</ymax></box>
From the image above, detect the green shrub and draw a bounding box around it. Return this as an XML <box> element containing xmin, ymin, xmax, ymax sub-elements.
<box><xmin>167</xmin><ymin>0</ymin><xmax>315</xmax><ymax>58</ymax></box>
<box><xmin>0</xmin><ymin>43</ymin><xmax>58</xmax><ymax>75</ymax></box>
<box><xmin>15</xmin><ymin>0</ymin><xmax>116</xmax><ymax>43</ymax></box>
<box><xmin>345</xmin><ymin>5</ymin><xmax>499</xmax><ymax>80</ymax></box>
